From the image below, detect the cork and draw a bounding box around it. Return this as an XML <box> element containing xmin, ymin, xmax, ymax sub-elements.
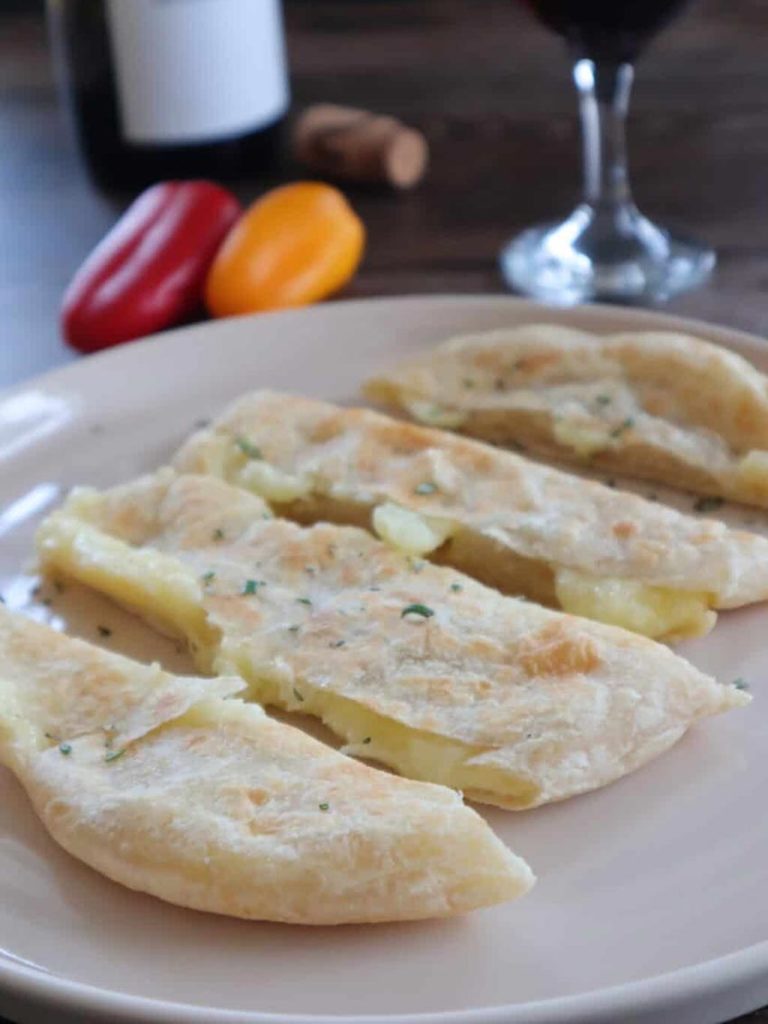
<box><xmin>293</xmin><ymin>104</ymin><xmax>429</xmax><ymax>189</ymax></box>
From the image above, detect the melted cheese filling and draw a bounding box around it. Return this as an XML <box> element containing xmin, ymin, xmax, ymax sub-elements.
<box><xmin>555</xmin><ymin>569</ymin><xmax>715</xmax><ymax>642</ymax></box>
<box><xmin>553</xmin><ymin>419</ymin><xmax>610</xmax><ymax>458</ymax></box>
<box><xmin>407</xmin><ymin>400</ymin><xmax>468</xmax><ymax>429</ymax></box>
<box><xmin>220</xmin><ymin>654</ymin><xmax>540</xmax><ymax>810</ymax></box>
<box><xmin>736</xmin><ymin>450</ymin><xmax>768</xmax><ymax>501</ymax></box>
<box><xmin>237</xmin><ymin>461</ymin><xmax>312</xmax><ymax>503</ymax></box>
<box><xmin>372</xmin><ymin>502</ymin><xmax>458</xmax><ymax>557</ymax></box>
<box><xmin>37</xmin><ymin>516</ymin><xmax>218</xmax><ymax>661</ymax></box>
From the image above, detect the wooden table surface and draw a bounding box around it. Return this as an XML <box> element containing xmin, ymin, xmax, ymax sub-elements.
<box><xmin>1</xmin><ymin>1</ymin><xmax>767</xmax><ymax>1021</ymax></box>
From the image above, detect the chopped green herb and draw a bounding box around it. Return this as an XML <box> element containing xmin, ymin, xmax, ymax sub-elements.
<box><xmin>329</xmin><ymin>639</ymin><xmax>346</xmax><ymax>648</ymax></box>
<box><xmin>212</xmin><ymin>528</ymin><xmax>225</xmax><ymax>541</ymax></box>
<box><xmin>58</xmin><ymin>742</ymin><xmax>72</xmax><ymax>756</ymax></box>
<box><xmin>97</xmin><ymin>625</ymin><xmax>112</xmax><ymax>638</ymax></box>
<box><xmin>292</xmin><ymin>687</ymin><xmax>305</xmax><ymax>703</ymax></box>
<box><xmin>44</xmin><ymin>731</ymin><xmax>58</xmax><ymax>741</ymax></box>
<box><xmin>202</xmin><ymin>571</ymin><xmax>216</xmax><ymax>585</ymax></box>
<box><xmin>693</xmin><ymin>496</ymin><xmax>724</xmax><ymax>514</ymax></box>
<box><xmin>462</xmin><ymin>377</ymin><xmax>475</xmax><ymax>389</ymax></box>
<box><xmin>595</xmin><ymin>394</ymin><xmax>612</xmax><ymax>407</ymax></box>
<box><xmin>610</xmin><ymin>417</ymin><xmax>635</xmax><ymax>439</ymax></box>
<box><xmin>243</xmin><ymin>579</ymin><xmax>265</xmax><ymax>595</ymax></box>
<box><xmin>296</xmin><ymin>597</ymin><xmax>312</xmax><ymax>606</ymax></box>
<box><xmin>318</xmin><ymin>802</ymin><xmax>330</xmax><ymax>811</ymax></box>
<box><xmin>733</xmin><ymin>677</ymin><xmax>750</xmax><ymax>691</ymax></box>
<box><xmin>304</xmin><ymin>566</ymin><xmax>317</xmax><ymax>575</ymax></box>
<box><xmin>288</xmin><ymin>624</ymin><xmax>300</xmax><ymax>633</ymax></box>
<box><xmin>450</xmin><ymin>582</ymin><xmax>463</xmax><ymax>592</ymax></box>
<box><xmin>235</xmin><ymin>436</ymin><xmax>263</xmax><ymax>460</ymax></box>
<box><xmin>401</xmin><ymin>603</ymin><xmax>434</xmax><ymax>620</ymax></box>
<box><xmin>362</xmin><ymin>736</ymin><xmax>371</xmax><ymax>745</ymax></box>
<box><xmin>105</xmin><ymin>748</ymin><xmax>125</xmax><ymax>764</ymax></box>
<box><xmin>414</xmin><ymin>481</ymin><xmax>438</xmax><ymax>495</ymax></box>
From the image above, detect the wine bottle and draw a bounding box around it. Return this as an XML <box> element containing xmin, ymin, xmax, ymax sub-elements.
<box><xmin>47</xmin><ymin>0</ymin><xmax>290</xmax><ymax>191</ymax></box>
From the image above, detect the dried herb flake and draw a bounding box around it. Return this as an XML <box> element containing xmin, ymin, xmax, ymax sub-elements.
<box><xmin>610</xmin><ymin>417</ymin><xmax>635</xmax><ymax>439</ymax></box>
<box><xmin>401</xmin><ymin>603</ymin><xmax>434</xmax><ymax>620</ymax></box>
<box><xmin>235</xmin><ymin>437</ymin><xmax>263</xmax><ymax>460</ymax></box>
<box><xmin>243</xmin><ymin>579</ymin><xmax>265</xmax><ymax>595</ymax></box>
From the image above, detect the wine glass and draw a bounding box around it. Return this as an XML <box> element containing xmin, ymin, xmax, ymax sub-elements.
<box><xmin>500</xmin><ymin>0</ymin><xmax>715</xmax><ymax>304</ymax></box>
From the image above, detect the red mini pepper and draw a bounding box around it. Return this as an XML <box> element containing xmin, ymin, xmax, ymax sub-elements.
<box><xmin>62</xmin><ymin>180</ymin><xmax>242</xmax><ymax>353</ymax></box>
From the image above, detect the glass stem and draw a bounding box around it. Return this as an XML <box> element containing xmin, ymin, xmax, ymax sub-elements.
<box><xmin>573</xmin><ymin>58</ymin><xmax>634</xmax><ymax>213</ymax></box>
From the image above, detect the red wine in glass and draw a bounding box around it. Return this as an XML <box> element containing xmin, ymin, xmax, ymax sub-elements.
<box><xmin>501</xmin><ymin>0</ymin><xmax>714</xmax><ymax>303</ymax></box>
<box><xmin>525</xmin><ymin>0</ymin><xmax>692</xmax><ymax>62</ymax></box>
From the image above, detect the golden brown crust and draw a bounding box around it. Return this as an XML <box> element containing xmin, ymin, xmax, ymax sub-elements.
<box><xmin>0</xmin><ymin>607</ymin><xmax>532</xmax><ymax>923</ymax></box>
<box><xmin>515</xmin><ymin>621</ymin><xmax>601</xmax><ymax>678</ymax></box>
<box><xmin>364</xmin><ymin>323</ymin><xmax>768</xmax><ymax>507</ymax></box>
<box><xmin>171</xmin><ymin>390</ymin><xmax>768</xmax><ymax>611</ymax></box>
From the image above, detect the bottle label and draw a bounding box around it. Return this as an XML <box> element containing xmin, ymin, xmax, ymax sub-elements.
<box><xmin>105</xmin><ymin>0</ymin><xmax>289</xmax><ymax>145</ymax></box>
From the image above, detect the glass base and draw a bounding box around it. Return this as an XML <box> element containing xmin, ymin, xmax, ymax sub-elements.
<box><xmin>499</xmin><ymin>203</ymin><xmax>715</xmax><ymax>305</ymax></box>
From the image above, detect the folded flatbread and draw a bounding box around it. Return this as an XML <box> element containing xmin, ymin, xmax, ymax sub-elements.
<box><xmin>0</xmin><ymin>606</ymin><xmax>531</xmax><ymax>923</ymax></box>
<box><xmin>171</xmin><ymin>390</ymin><xmax>768</xmax><ymax>641</ymax></box>
<box><xmin>36</xmin><ymin>471</ymin><xmax>748</xmax><ymax>810</ymax></box>
<box><xmin>365</xmin><ymin>323</ymin><xmax>768</xmax><ymax>509</ymax></box>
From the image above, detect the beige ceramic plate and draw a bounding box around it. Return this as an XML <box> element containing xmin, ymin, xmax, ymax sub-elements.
<box><xmin>0</xmin><ymin>296</ymin><xmax>766</xmax><ymax>1024</ymax></box>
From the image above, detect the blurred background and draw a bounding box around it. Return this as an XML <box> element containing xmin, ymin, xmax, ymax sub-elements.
<box><xmin>1</xmin><ymin>0</ymin><xmax>766</xmax><ymax>384</ymax></box>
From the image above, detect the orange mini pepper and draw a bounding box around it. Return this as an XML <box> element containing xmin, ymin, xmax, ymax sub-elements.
<box><xmin>205</xmin><ymin>181</ymin><xmax>365</xmax><ymax>317</ymax></box>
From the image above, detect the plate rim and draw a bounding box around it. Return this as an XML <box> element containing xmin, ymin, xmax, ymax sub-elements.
<box><xmin>1</xmin><ymin>293</ymin><xmax>767</xmax><ymax>1024</ymax></box>
<box><xmin>1</xmin><ymin>935</ymin><xmax>766</xmax><ymax>1024</ymax></box>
